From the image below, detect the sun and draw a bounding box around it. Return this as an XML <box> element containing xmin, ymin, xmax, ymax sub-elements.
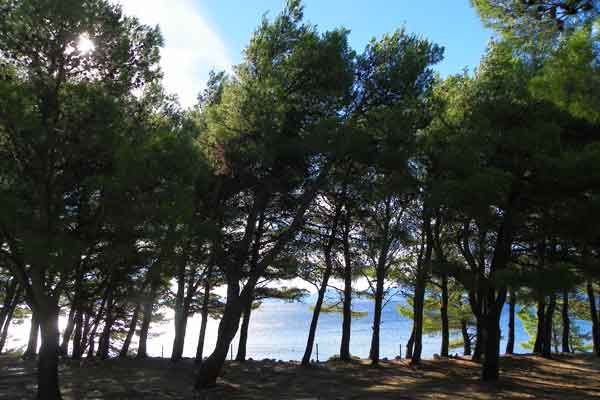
<box><xmin>77</xmin><ymin>33</ymin><xmax>95</xmax><ymax>54</ymax></box>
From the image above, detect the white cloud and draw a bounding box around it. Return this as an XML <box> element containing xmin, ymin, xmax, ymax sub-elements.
<box><xmin>115</xmin><ymin>0</ymin><xmax>232</xmax><ymax>107</ymax></box>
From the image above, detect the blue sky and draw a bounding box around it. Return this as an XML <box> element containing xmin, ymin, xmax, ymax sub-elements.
<box><xmin>116</xmin><ymin>0</ymin><xmax>493</xmax><ymax>107</ymax></box>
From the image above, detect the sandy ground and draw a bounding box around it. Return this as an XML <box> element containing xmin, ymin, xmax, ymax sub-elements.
<box><xmin>1</xmin><ymin>353</ymin><xmax>599</xmax><ymax>399</ymax></box>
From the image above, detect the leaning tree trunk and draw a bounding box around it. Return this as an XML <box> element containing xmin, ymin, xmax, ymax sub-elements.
<box><xmin>119</xmin><ymin>303</ymin><xmax>140</xmax><ymax>358</ymax></box>
<box><xmin>506</xmin><ymin>289</ymin><xmax>515</xmax><ymax>355</ymax></box>
<box><xmin>542</xmin><ymin>294</ymin><xmax>556</xmax><ymax>358</ymax></box>
<box><xmin>37</xmin><ymin>299</ymin><xmax>62</xmax><ymax>400</ymax></box>
<box><xmin>533</xmin><ymin>298</ymin><xmax>546</xmax><ymax>354</ymax></box>
<box><xmin>23</xmin><ymin>311</ymin><xmax>40</xmax><ymax>360</ymax></box>
<box><xmin>0</xmin><ymin>293</ymin><xmax>18</xmax><ymax>353</ymax></box>
<box><xmin>0</xmin><ymin>280</ymin><xmax>18</xmax><ymax>335</ymax></box>
<box><xmin>461</xmin><ymin>319</ymin><xmax>471</xmax><ymax>356</ymax></box>
<box><xmin>171</xmin><ymin>254</ymin><xmax>194</xmax><ymax>362</ymax></box>
<box><xmin>236</xmin><ymin>298</ymin><xmax>253</xmax><ymax>362</ymax></box>
<box><xmin>195</xmin><ymin>287</ymin><xmax>245</xmax><ymax>389</ymax></box>
<box><xmin>561</xmin><ymin>289</ymin><xmax>570</xmax><ymax>353</ymax></box>
<box><xmin>59</xmin><ymin>305</ymin><xmax>76</xmax><ymax>357</ymax></box>
<box><xmin>587</xmin><ymin>281</ymin><xmax>600</xmax><ymax>356</ymax></box>
<box><xmin>440</xmin><ymin>274</ymin><xmax>449</xmax><ymax>357</ymax></box>
<box><xmin>301</xmin><ymin>267</ymin><xmax>331</xmax><ymax>366</ymax></box>
<box><xmin>406</xmin><ymin>327</ymin><xmax>415</xmax><ymax>359</ymax></box>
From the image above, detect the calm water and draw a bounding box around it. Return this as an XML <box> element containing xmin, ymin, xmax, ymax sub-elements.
<box><xmin>146</xmin><ymin>297</ymin><xmax>536</xmax><ymax>361</ymax></box>
<box><xmin>5</xmin><ymin>296</ymin><xmax>590</xmax><ymax>360</ymax></box>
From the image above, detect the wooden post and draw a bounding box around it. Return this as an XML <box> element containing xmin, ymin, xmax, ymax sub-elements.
<box><xmin>230</xmin><ymin>344</ymin><xmax>233</xmax><ymax>361</ymax></box>
<box><xmin>399</xmin><ymin>343</ymin><xmax>402</xmax><ymax>359</ymax></box>
<box><xmin>316</xmin><ymin>343</ymin><xmax>319</xmax><ymax>363</ymax></box>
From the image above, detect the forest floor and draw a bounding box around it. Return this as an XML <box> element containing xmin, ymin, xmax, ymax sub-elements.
<box><xmin>1</xmin><ymin>353</ymin><xmax>599</xmax><ymax>399</ymax></box>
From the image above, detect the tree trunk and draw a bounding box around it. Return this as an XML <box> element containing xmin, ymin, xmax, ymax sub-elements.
<box><xmin>411</xmin><ymin>271</ymin><xmax>427</xmax><ymax>364</ymax></box>
<box><xmin>37</xmin><ymin>300</ymin><xmax>62</xmax><ymax>400</ymax></box>
<box><xmin>542</xmin><ymin>294</ymin><xmax>556</xmax><ymax>358</ymax></box>
<box><xmin>78</xmin><ymin>313</ymin><xmax>92</xmax><ymax>358</ymax></box>
<box><xmin>340</xmin><ymin>255</ymin><xmax>352</xmax><ymax>361</ymax></box>
<box><xmin>473</xmin><ymin>317</ymin><xmax>483</xmax><ymax>362</ymax></box>
<box><xmin>195</xmin><ymin>269</ymin><xmax>212</xmax><ymax>364</ymax></box>
<box><xmin>23</xmin><ymin>311</ymin><xmax>40</xmax><ymax>360</ymax></box>
<box><xmin>0</xmin><ymin>279</ymin><xmax>18</xmax><ymax>334</ymax></box>
<box><xmin>561</xmin><ymin>289</ymin><xmax>570</xmax><ymax>353</ymax></box>
<box><xmin>301</xmin><ymin>268</ymin><xmax>331</xmax><ymax>366</ymax></box>
<box><xmin>369</xmin><ymin>260</ymin><xmax>386</xmax><ymax>365</ymax></box>
<box><xmin>411</xmin><ymin>213</ymin><xmax>433</xmax><ymax>365</ymax></box>
<box><xmin>195</xmin><ymin>291</ymin><xmax>245</xmax><ymax>389</ymax></box>
<box><xmin>235</xmin><ymin>299</ymin><xmax>253</xmax><ymax>362</ymax></box>
<box><xmin>71</xmin><ymin>309</ymin><xmax>84</xmax><ymax>360</ymax></box>
<box><xmin>119</xmin><ymin>303</ymin><xmax>140</xmax><ymax>358</ymax></box>
<box><xmin>440</xmin><ymin>274</ymin><xmax>449</xmax><ymax>357</ymax></box>
<box><xmin>171</xmin><ymin>300</ymin><xmax>191</xmax><ymax>362</ymax></box>
<box><xmin>0</xmin><ymin>293</ymin><xmax>18</xmax><ymax>353</ymax></box>
<box><xmin>461</xmin><ymin>319</ymin><xmax>471</xmax><ymax>356</ymax></box>
<box><xmin>586</xmin><ymin>281</ymin><xmax>599</xmax><ymax>356</ymax></box>
<box><xmin>481</xmin><ymin>307</ymin><xmax>501</xmax><ymax>381</ymax></box>
<box><xmin>406</xmin><ymin>327</ymin><xmax>414</xmax><ymax>359</ymax></box>
<box><xmin>533</xmin><ymin>298</ymin><xmax>546</xmax><ymax>354</ymax></box>
<box><xmin>59</xmin><ymin>305</ymin><xmax>76</xmax><ymax>357</ymax></box>
<box><xmin>137</xmin><ymin>274</ymin><xmax>159</xmax><ymax>359</ymax></box>
<box><xmin>506</xmin><ymin>289</ymin><xmax>515</xmax><ymax>355</ymax></box>
<box><xmin>97</xmin><ymin>285</ymin><xmax>115</xmax><ymax>359</ymax></box>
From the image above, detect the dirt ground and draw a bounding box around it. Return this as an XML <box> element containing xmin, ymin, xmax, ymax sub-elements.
<box><xmin>1</xmin><ymin>353</ymin><xmax>599</xmax><ymax>399</ymax></box>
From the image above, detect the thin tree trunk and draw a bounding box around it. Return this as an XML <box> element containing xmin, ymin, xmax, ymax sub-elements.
<box><xmin>23</xmin><ymin>311</ymin><xmax>40</xmax><ymax>360</ymax></box>
<box><xmin>235</xmin><ymin>299</ymin><xmax>253</xmax><ymax>362</ymax></box>
<box><xmin>97</xmin><ymin>289</ymin><xmax>114</xmax><ymax>360</ymax></box>
<box><xmin>0</xmin><ymin>292</ymin><xmax>18</xmax><ymax>353</ymax></box>
<box><xmin>534</xmin><ymin>298</ymin><xmax>546</xmax><ymax>354</ymax></box>
<box><xmin>461</xmin><ymin>319</ymin><xmax>471</xmax><ymax>356</ymax></box>
<box><xmin>71</xmin><ymin>309</ymin><xmax>84</xmax><ymax>360</ymax></box>
<box><xmin>440</xmin><ymin>274</ymin><xmax>449</xmax><ymax>357</ymax></box>
<box><xmin>119</xmin><ymin>303</ymin><xmax>140</xmax><ymax>358</ymax></box>
<box><xmin>78</xmin><ymin>312</ymin><xmax>92</xmax><ymax>357</ymax></box>
<box><xmin>561</xmin><ymin>289</ymin><xmax>570</xmax><ymax>353</ymax></box>
<box><xmin>481</xmin><ymin>302</ymin><xmax>503</xmax><ymax>381</ymax></box>
<box><xmin>171</xmin><ymin>250</ymin><xmax>192</xmax><ymax>362</ymax></box>
<box><xmin>195</xmin><ymin>267</ymin><xmax>212</xmax><ymax>364</ymax></box>
<box><xmin>411</xmin><ymin>213</ymin><xmax>433</xmax><ymax>365</ymax></box>
<box><xmin>0</xmin><ymin>279</ymin><xmax>18</xmax><ymax>332</ymax></box>
<box><xmin>301</xmin><ymin>267</ymin><xmax>331</xmax><ymax>366</ymax></box>
<box><xmin>542</xmin><ymin>294</ymin><xmax>556</xmax><ymax>358</ymax></box>
<box><xmin>59</xmin><ymin>305</ymin><xmax>76</xmax><ymax>357</ymax></box>
<box><xmin>339</xmin><ymin>224</ymin><xmax>353</xmax><ymax>362</ymax></box>
<box><xmin>506</xmin><ymin>289</ymin><xmax>515</xmax><ymax>355</ymax></box>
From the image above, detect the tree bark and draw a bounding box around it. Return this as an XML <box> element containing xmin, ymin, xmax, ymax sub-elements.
<box><xmin>339</xmin><ymin>222</ymin><xmax>353</xmax><ymax>362</ymax></box>
<box><xmin>195</xmin><ymin>288</ymin><xmax>245</xmax><ymax>389</ymax></box>
<box><xmin>440</xmin><ymin>274</ymin><xmax>449</xmax><ymax>357</ymax></box>
<box><xmin>119</xmin><ymin>303</ymin><xmax>140</xmax><ymax>358</ymax></box>
<box><xmin>235</xmin><ymin>299</ymin><xmax>253</xmax><ymax>362</ymax></box>
<box><xmin>506</xmin><ymin>289</ymin><xmax>515</xmax><ymax>355</ymax></box>
<box><xmin>411</xmin><ymin>213</ymin><xmax>433</xmax><ymax>365</ymax></box>
<box><xmin>137</xmin><ymin>268</ymin><xmax>160</xmax><ymax>359</ymax></box>
<box><xmin>369</xmin><ymin>254</ymin><xmax>387</xmax><ymax>365</ymax></box>
<box><xmin>533</xmin><ymin>298</ymin><xmax>546</xmax><ymax>354</ymax></box>
<box><xmin>542</xmin><ymin>294</ymin><xmax>556</xmax><ymax>358</ymax></box>
<box><xmin>406</xmin><ymin>327</ymin><xmax>414</xmax><ymax>359</ymax></box>
<box><xmin>59</xmin><ymin>305</ymin><xmax>76</xmax><ymax>357</ymax></box>
<box><xmin>0</xmin><ymin>291</ymin><xmax>18</xmax><ymax>353</ymax></box>
<box><xmin>23</xmin><ymin>311</ymin><xmax>40</xmax><ymax>360</ymax></box>
<box><xmin>301</xmin><ymin>267</ymin><xmax>331</xmax><ymax>365</ymax></box>
<box><xmin>195</xmin><ymin>266</ymin><xmax>212</xmax><ymax>364</ymax></box>
<box><xmin>481</xmin><ymin>301</ymin><xmax>503</xmax><ymax>381</ymax></box>
<box><xmin>461</xmin><ymin>319</ymin><xmax>471</xmax><ymax>356</ymax></box>
<box><xmin>561</xmin><ymin>289</ymin><xmax>570</xmax><ymax>353</ymax></box>
<box><xmin>97</xmin><ymin>287</ymin><xmax>115</xmax><ymax>360</ymax></box>
<box><xmin>71</xmin><ymin>309</ymin><xmax>84</xmax><ymax>360</ymax></box>
<box><xmin>37</xmin><ymin>300</ymin><xmax>62</xmax><ymax>400</ymax></box>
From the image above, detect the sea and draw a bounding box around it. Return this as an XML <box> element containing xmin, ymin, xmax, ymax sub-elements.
<box><xmin>4</xmin><ymin>294</ymin><xmax>591</xmax><ymax>361</ymax></box>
